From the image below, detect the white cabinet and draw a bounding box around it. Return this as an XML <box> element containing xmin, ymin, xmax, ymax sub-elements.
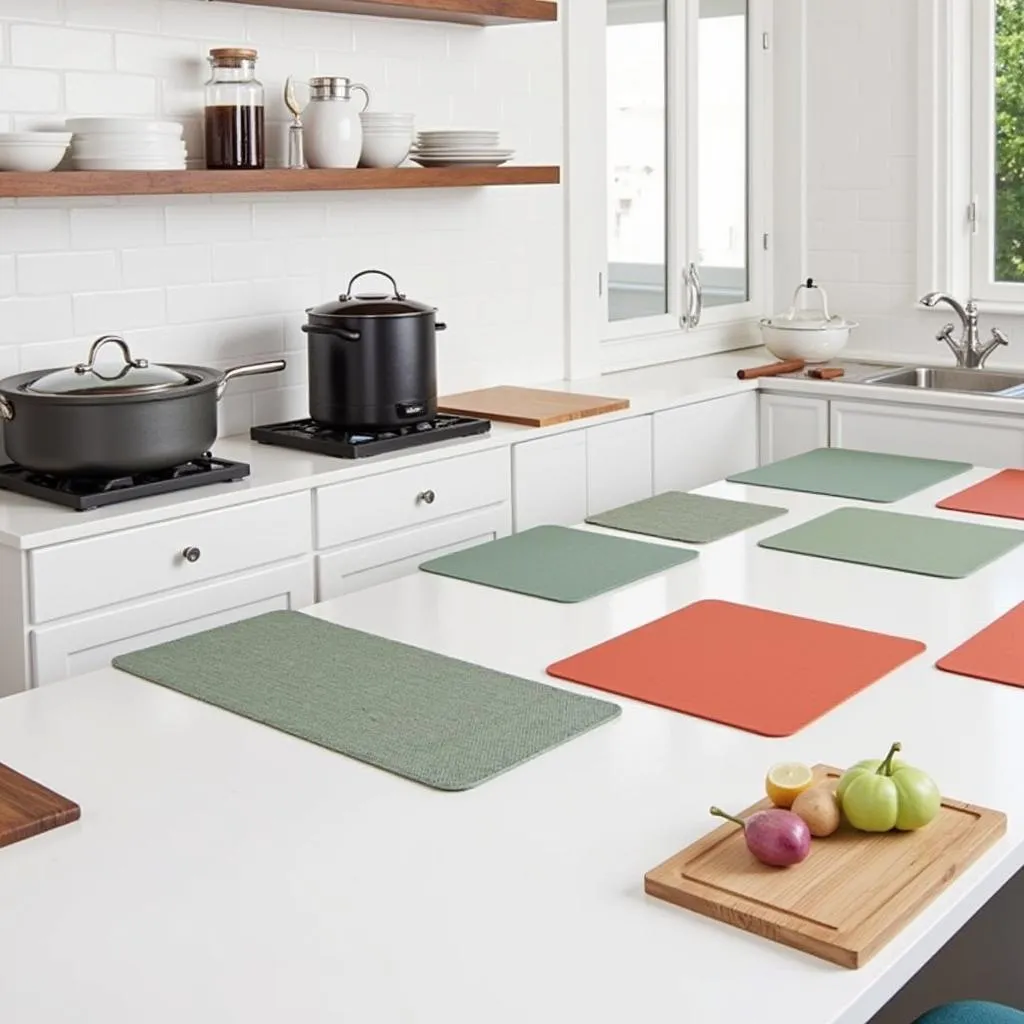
<box><xmin>315</xmin><ymin>447</ymin><xmax>513</xmax><ymax>598</ymax></box>
<box><xmin>316</xmin><ymin>449</ymin><xmax>508</xmax><ymax>549</ymax></box>
<box><xmin>653</xmin><ymin>392</ymin><xmax>758</xmax><ymax>491</ymax></box>
<box><xmin>29</xmin><ymin>493</ymin><xmax>311</xmax><ymax>624</ymax></box>
<box><xmin>31</xmin><ymin>559</ymin><xmax>314</xmax><ymax>686</ymax></box>
<box><xmin>759</xmin><ymin>394</ymin><xmax>829</xmax><ymax>463</ymax></box>
<box><xmin>586</xmin><ymin>416</ymin><xmax>653</xmax><ymax>514</ymax></box>
<box><xmin>317</xmin><ymin>505</ymin><xmax>510</xmax><ymax>599</ymax></box>
<box><xmin>512</xmin><ymin>429</ymin><xmax>588</xmax><ymax>531</ymax></box>
<box><xmin>830</xmin><ymin>400</ymin><xmax>1024</xmax><ymax>466</ymax></box>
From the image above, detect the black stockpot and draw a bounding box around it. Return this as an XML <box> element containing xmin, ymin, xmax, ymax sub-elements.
<box><xmin>303</xmin><ymin>270</ymin><xmax>446</xmax><ymax>429</ymax></box>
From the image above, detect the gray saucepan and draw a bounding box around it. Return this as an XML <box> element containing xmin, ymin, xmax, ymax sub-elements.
<box><xmin>0</xmin><ymin>335</ymin><xmax>285</xmax><ymax>477</ymax></box>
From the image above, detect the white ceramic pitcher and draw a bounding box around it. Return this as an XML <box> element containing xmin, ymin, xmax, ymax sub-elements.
<box><xmin>302</xmin><ymin>76</ymin><xmax>371</xmax><ymax>169</ymax></box>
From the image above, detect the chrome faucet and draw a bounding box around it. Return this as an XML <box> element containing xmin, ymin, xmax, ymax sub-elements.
<box><xmin>920</xmin><ymin>292</ymin><xmax>1009</xmax><ymax>368</ymax></box>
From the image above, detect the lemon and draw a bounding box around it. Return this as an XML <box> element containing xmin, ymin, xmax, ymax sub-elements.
<box><xmin>765</xmin><ymin>762</ymin><xmax>815</xmax><ymax>808</ymax></box>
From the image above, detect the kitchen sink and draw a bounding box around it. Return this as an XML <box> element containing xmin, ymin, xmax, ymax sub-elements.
<box><xmin>860</xmin><ymin>366</ymin><xmax>1024</xmax><ymax>395</ymax></box>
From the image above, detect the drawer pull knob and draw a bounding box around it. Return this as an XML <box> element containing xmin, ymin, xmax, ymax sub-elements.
<box><xmin>417</xmin><ymin>489</ymin><xmax>436</xmax><ymax>505</ymax></box>
<box><xmin>182</xmin><ymin>546</ymin><xmax>202</xmax><ymax>563</ymax></box>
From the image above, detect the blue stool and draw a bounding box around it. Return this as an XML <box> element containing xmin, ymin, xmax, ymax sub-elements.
<box><xmin>916</xmin><ymin>1003</ymin><xmax>1024</xmax><ymax>1024</ymax></box>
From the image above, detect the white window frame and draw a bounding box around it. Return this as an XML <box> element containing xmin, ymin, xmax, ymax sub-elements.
<box><xmin>564</xmin><ymin>0</ymin><xmax>774</xmax><ymax>378</ymax></box>
<box><xmin>918</xmin><ymin>0</ymin><xmax>1024</xmax><ymax>311</ymax></box>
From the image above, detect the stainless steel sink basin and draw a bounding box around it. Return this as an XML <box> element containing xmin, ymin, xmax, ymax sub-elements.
<box><xmin>860</xmin><ymin>366</ymin><xmax>1024</xmax><ymax>395</ymax></box>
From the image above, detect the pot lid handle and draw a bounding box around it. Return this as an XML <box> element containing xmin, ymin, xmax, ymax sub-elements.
<box><xmin>340</xmin><ymin>269</ymin><xmax>405</xmax><ymax>301</ymax></box>
<box><xmin>74</xmin><ymin>335</ymin><xmax>148</xmax><ymax>377</ymax></box>
<box><xmin>782</xmin><ymin>278</ymin><xmax>836</xmax><ymax>322</ymax></box>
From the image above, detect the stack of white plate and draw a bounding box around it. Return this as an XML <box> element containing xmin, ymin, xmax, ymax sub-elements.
<box><xmin>66</xmin><ymin>117</ymin><xmax>186</xmax><ymax>171</ymax></box>
<box><xmin>359</xmin><ymin>112</ymin><xmax>415</xmax><ymax>169</ymax></box>
<box><xmin>410</xmin><ymin>129</ymin><xmax>513</xmax><ymax>167</ymax></box>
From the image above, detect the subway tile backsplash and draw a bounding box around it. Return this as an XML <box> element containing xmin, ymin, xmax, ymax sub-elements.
<box><xmin>0</xmin><ymin>0</ymin><xmax>564</xmax><ymax>433</ymax></box>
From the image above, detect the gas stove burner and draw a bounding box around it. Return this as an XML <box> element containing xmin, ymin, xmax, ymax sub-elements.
<box><xmin>250</xmin><ymin>415</ymin><xmax>491</xmax><ymax>458</ymax></box>
<box><xmin>0</xmin><ymin>455</ymin><xmax>250</xmax><ymax>511</ymax></box>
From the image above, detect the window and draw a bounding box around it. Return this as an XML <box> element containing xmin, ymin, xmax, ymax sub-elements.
<box><xmin>921</xmin><ymin>0</ymin><xmax>1024</xmax><ymax>307</ymax></box>
<box><xmin>566</xmin><ymin>0</ymin><xmax>773</xmax><ymax>374</ymax></box>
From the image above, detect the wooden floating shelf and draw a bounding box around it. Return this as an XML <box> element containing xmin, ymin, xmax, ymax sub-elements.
<box><xmin>220</xmin><ymin>0</ymin><xmax>556</xmax><ymax>26</ymax></box>
<box><xmin>0</xmin><ymin>166</ymin><xmax>561</xmax><ymax>199</ymax></box>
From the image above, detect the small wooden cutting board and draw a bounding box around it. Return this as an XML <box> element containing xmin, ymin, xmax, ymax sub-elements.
<box><xmin>437</xmin><ymin>386</ymin><xmax>629</xmax><ymax>427</ymax></box>
<box><xmin>644</xmin><ymin>767</ymin><xmax>1005</xmax><ymax>968</ymax></box>
<box><xmin>0</xmin><ymin>761</ymin><xmax>79</xmax><ymax>849</ymax></box>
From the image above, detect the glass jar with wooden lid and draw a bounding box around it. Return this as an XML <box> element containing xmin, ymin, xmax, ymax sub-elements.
<box><xmin>204</xmin><ymin>47</ymin><xmax>265</xmax><ymax>170</ymax></box>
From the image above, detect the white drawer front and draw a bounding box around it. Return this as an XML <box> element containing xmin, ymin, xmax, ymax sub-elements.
<box><xmin>315</xmin><ymin>448</ymin><xmax>510</xmax><ymax>549</ymax></box>
<box><xmin>32</xmin><ymin>559</ymin><xmax>314</xmax><ymax>686</ymax></box>
<box><xmin>317</xmin><ymin>504</ymin><xmax>511</xmax><ymax>599</ymax></box>
<box><xmin>29</xmin><ymin>492</ymin><xmax>312</xmax><ymax>624</ymax></box>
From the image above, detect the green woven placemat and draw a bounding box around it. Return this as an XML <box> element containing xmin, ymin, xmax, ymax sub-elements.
<box><xmin>759</xmin><ymin>507</ymin><xmax>1024</xmax><ymax>578</ymax></box>
<box><xmin>113</xmin><ymin>611</ymin><xmax>620</xmax><ymax>792</ymax></box>
<box><xmin>420</xmin><ymin>524</ymin><xmax>697</xmax><ymax>602</ymax></box>
<box><xmin>728</xmin><ymin>448</ymin><xmax>972</xmax><ymax>503</ymax></box>
<box><xmin>586</xmin><ymin>491</ymin><xmax>788</xmax><ymax>544</ymax></box>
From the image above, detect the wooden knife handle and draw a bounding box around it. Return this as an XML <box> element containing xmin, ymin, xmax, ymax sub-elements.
<box><xmin>736</xmin><ymin>359</ymin><xmax>805</xmax><ymax>380</ymax></box>
<box><xmin>807</xmin><ymin>367</ymin><xmax>845</xmax><ymax>380</ymax></box>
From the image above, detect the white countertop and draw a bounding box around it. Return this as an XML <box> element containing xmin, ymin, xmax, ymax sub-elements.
<box><xmin>3</xmin><ymin>345</ymin><xmax>1024</xmax><ymax>551</ymax></box>
<box><xmin>2</xmin><ymin>469</ymin><xmax>1023</xmax><ymax>1024</ymax></box>
<box><xmin>0</xmin><ymin>350</ymin><xmax>759</xmax><ymax>551</ymax></box>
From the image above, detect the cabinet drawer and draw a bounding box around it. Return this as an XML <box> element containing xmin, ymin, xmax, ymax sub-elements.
<box><xmin>315</xmin><ymin>448</ymin><xmax>510</xmax><ymax>549</ymax></box>
<box><xmin>317</xmin><ymin>504</ymin><xmax>511</xmax><ymax>599</ymax></box>
<box><xmin>29</xmin><ymin>492</ymin><xmax>312</xmax><ymax>624</ymax></box>
<box><xmin>32</xmin><ymin>558</ymin><xmax>314</xmax><ymax>686</ymax></box>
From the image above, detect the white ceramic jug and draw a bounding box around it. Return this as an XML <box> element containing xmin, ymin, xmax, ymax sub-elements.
<box><xmin>302</xmin><ymin>76</ymin><xmax>371</xmax><ymax>169</ymax></box>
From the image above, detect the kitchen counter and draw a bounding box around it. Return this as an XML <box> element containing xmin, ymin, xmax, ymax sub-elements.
<box><xmin>3</xmin><ymin>344</ymin><xmax>1024</xmax><ymax>550</ymax></box>
<box><xmin>2</xmin><ymin>468</ymin><xmax>1023</xmax><ymax>1024</ymax></box>
<box><xmin>0</xmin><ymin>350</ymin><xmax>759</xmax><ymax>550</ymax></box>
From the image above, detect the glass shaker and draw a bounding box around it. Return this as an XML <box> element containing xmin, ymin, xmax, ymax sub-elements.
<box><xmin>204</xmin><ymin>47</ymin><xmax>265</xmax><ymax>170</ymax></box>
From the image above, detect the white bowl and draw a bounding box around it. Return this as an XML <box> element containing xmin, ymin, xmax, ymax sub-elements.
<box><xmin>65</xmin><ymin>117</ymin><xmax>183</xmax><ymax>137</ymax></box>
<box><xmin>359</xmin><ymin>133</ymin><xmax>412</xmax><ymax>168</ymax></box>
<box><xmin>0</xmin><ymin>131</ymin><xmax>72</xmax><ymax>144</ymax></box>
<box><xmin>759</xmin><ymin>322</ymin><xmax>855</xmax><ymax>363</ymax></box>
<box><xmin>0</xmin><ymin>137</ymin><xmax>71</xmax><ymax>172</ymax></box>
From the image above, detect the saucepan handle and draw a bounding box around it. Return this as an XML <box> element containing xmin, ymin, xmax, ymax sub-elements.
<box><xmin>301</xmin><ymin>323</ymin><xmax>361</xmax><ymax>341</ymax></box>
<box><xmin>216</xmin><ymin>359</ymin><xmax>287</xmax><ymax>400</ymax></box>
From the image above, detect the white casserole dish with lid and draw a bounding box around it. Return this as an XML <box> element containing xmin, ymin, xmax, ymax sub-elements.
<box><xmin>759</xmin><ymin>279</ymin><xmax>857</xmax><ymax>363</ymax></box>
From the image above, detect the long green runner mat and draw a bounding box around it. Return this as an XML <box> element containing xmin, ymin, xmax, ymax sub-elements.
<box><xmin>114</xmin><ymin>611</ymin><xmax>621</xmax><ymax>791</ymax></box>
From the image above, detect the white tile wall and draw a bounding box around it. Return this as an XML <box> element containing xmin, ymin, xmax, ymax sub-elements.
<box><xmin>803</xmin><ymin>0</ymin><xmax>1024</xmax><ymax>365</ymax></box>
<box><xmin>0</xmin><ymin>0</ymin><xmax>563</xmax><ymax>435</ymax></box>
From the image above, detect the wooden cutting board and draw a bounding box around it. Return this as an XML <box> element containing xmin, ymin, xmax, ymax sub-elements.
<box><xmin>0</xmin><ymin>762</ymin><xmax>79</xmax><ymax>849</ymax></box>
<box><xmin>645</xmin><ymin>767</ymin><xmax>1005</xmax><ymax>968</ymax></box>
<box><xmin>437</xmin><ymin>386</ymin><xmax>629</xmax><ymax>427</ymax></box>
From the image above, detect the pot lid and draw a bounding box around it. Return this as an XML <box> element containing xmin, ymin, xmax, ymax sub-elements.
<box><xmin>308</xmin><ymin>269</ymin><xmax>436</xmax><ymax>318</ymax></box>
<box><xmin>762</xmin><ymin>278</ymin><xmax>856</xmax><ymax>331</ymax></box>
<box><xmin>26</xmin><ymin>335</ymin><xmax>197</xmax><ymax>397</ymax></box>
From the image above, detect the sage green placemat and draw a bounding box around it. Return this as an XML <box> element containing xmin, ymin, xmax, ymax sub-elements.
<box><xmin>728</xmin><ymin>448</ymin><xmax>972</xmax><ymax>503</ymax></box>
<box><xmin>113</xmin><ymin>611</ymin><xmax>620</xmax><ymax>792</ymax></box>
<box><xmin>420</xmin><ymin>524</ymin><xmax>697</xmax><ymax>602</ymax></box>
<box><xmin>759</xmin><ymin>507</ymin><xmax>1024</xmax><ymax>578</ymax></box>
<box><xmin>586</xmin><ymin>491</ymin><xmax>788</xmax><ymax>544</ymax></box>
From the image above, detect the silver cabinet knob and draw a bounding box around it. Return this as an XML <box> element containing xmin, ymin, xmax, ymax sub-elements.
<box><xmin>417</xmin><ymin>489</ymin><xmax>436</xmax><ymax>505</ymax></box>
<box><xmin>182</xmin><ymin>546</ymin><xmax>201</xmax><ymax>563</ymax></box>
